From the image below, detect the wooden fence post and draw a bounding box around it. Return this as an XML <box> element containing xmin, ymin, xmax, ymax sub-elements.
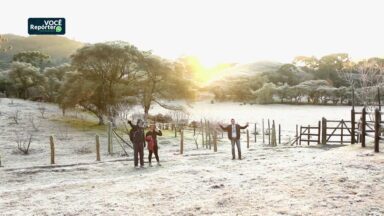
<box><xmin>262</xmin><ymin>119</ymin><xmax>265</xmax><ymax>144</ymax></box>
<box><xmin>374</xmin><ymin>108</ymin><xmax>380</xmax><ymax>153</ymax></box>
<box><xmin>0</xmin><ymin>154</ymin><xmax>2</xmax><ymax>167</ymax></box>
<box><xmin>50</xmin><ymin>135</ymin><xmax>55</xmax><ymax>165</ymax></box>
<box><xmin>201</xmin><ymin>119</ymin><xmax>205</xmax><ymax>148</ymax></box>
<box><xmin>341</xmin><ymin>120</ymin><xmax>344</xmax><ymax>144</ymax></box>
<box><xmin>247</xmin><ymin>129</ymin><xmax>250</xmax><ymax>148</ymax></box>
<box><xmin>268</xmin><ymin>119</ymin><xmax>271</xmax><ymax>145</ymax></box>
<box><xmin>351</xmin><ymin>108</ymin><xmax>356</xmax><ymax>144</ymax></box>
<box><xmin>174</xmin><ymin>124</ymin><xmax>177</xmax><ymax>138</ymax></box>
<box><xmin>295</xmin><ymin>124</ymin><xmax>298</xmax><ymax>145</ymax></box>
<box><xmin>213</xmin><ymin>130</ymin><xmax>218</xmax><ymax>152</ymax></box>
<box><xmin>208</xmin><ymin>121</ymin><xmax>211</xmax><ymax>150</ymax></box>
<box><xmin>180</xmin><ymin>130</ymin><xmax>184</xmax><ymax>154</ymax></box>
<box><xmin>96</xmin><ymin>135</ymin><xmax>100</xmax><ymax>161</ymax></box>
<box><xmin>278</xmin><ymin>124</ymin><xmax>281</xmax><ymax>144</ymax></box>
<box><xmin>321</xmin><ymin>117</ymin><xmax>327</xmax><ymax>145</ymax></box>
<box><xmin>362</xmin><ymin>107</ymin><xmax>366</xmax><ymax>148</ymax></box>
<box><xmin>254</xmin><ymin>123</ymin><xmax>257</xmax><ymax>143</ymax></box>
<box><xmin>272</xmin><ymin>121</ymin><xmax>276</xmax><ymax>146</ymax></box>
<box><xmin>299</xmin><ymin>126</ymin><xmax>302</xmax><ymax>145</ymax></box>
<box><xmin>108</xmin><ymin>122</ymin><xmax>113</xmax><ymax>155</ymax></box>
<box><xmin>307</xmin><ymin>124</ymin><xmax>310</xmax><ymax>145</ymax></box>
<box><xmin>317</xmin><ymin>121</ymin><xmax>321</xmax><ymax>144</ymax></box>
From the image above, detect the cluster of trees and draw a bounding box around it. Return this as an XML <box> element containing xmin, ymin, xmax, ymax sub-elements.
<box><xmin>254</xmin><ymin>80</ymin><xmax>351</xmax><ymax>104</ymax></box>
<box><xmin>0</xmin><ymin>43</ymin><xmax>196</xmax><ymax>125</ymax></box>
<box><xmin>2</xmin><ymin>34</ymin><xmax>384</xmax><ymax>122</ymax></box>
<box><xmin>211</xmin><ymin>53</ymin><xmax>384</xmax><ymax>105</ymax></box>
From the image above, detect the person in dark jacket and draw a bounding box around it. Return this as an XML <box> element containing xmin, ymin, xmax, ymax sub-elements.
<box><xmin>145</xmin><ymin>124</ymin><xmax>162</xmax><ymax>166</ymax></box>
<box><xmin>128</xmin><ymin>119</ymin><xmax>146</xmax><ymax>168</ymax></box>
<box><xmin>219</xmin><ymin>119</ymin><xmax>249</xmax><ymax>160</ymax></box>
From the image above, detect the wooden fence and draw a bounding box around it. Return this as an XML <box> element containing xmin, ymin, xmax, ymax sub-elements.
<box><xmin>353</xmin><ymin>107</ymin><xmax>383</xmax><ymax>152</ymax></box>
<box><xmin>301</xmin><ymin>106</ymin><xmax>384</xmax><ymax>152</ymax></box>
<box><xmin>299</xmin><ymin>121</ymin><xmax>320</xmax><ymax>145</ymax></box>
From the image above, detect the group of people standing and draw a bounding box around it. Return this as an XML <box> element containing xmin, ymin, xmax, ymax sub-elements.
<box><xmin>127</xmin><ymin>118</ymin><xmax>248</xmax><ymax>168</ymax></box>
<box><xmin>128</xmin><ymin>119</ymin><xmax>162</xmax><ymax>168</ymax></box>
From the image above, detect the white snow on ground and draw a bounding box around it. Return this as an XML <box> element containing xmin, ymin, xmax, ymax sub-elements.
<box><xmin>146</xmin><ymin>101</ymin><xmax>362</xmax><ymax>135</ymax></box>
<box><xmin>0</xmin><ymin>98</ymin><xmax>384</xmax><ymax>215</ymax></box>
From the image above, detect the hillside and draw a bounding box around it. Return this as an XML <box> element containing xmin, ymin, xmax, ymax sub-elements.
<box><xmin>0</xmin><ymin>34</ymin><xmax>84</xmax><ymax>68</ymax></box>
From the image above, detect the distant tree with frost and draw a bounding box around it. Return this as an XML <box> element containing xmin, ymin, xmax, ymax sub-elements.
<box><xmin>8</xmin><ymin>62</ymin><xmax>44</xmax><ymax>99</ymax></box>
<box><xmin>12</xmin><ymin>51</ymin><xmax>50</xmax><ymax>71</ymax></box>
<box><xmin>254</xmin><ymin>82</ymin><xmax>276</xmax><ymax>104</ymax></box>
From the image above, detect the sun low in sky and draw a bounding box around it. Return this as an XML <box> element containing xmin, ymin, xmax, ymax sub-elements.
<box><xmin>182</xmin><ymin>56</ymin><xmax>233</xmax><ymax>84</ymax></box>
<box><xmin>1</xmin><ymin>0</ymin><xmax>384</xmax><ymax>68</ymax></box>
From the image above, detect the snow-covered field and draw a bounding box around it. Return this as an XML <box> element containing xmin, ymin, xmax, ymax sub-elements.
<box><xmin>148</xmin><ymin>101</ymin><xmax>362</xmax><ymax>135</ymax></box>
<box><xmin>1</xmin><ymin>98</ymin><xmax>383</xmax><ymax>215</ymax></box>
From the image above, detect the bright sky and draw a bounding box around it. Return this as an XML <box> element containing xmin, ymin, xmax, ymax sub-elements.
<box><xmin>1</xmin><ymin>0</ymin><xmax>384</xmax><ymax>66</ymax></box>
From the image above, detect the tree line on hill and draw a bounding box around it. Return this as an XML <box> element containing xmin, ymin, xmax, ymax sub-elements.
<box><xmin>209</xmin><ymin>54</ymin><xmax>384</xmax><ymax>105</ymax></box>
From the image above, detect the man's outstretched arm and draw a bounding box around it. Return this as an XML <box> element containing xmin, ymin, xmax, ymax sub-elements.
<box><xmin>128</xmin><ymin>120</ymin><xmax>136</xmax><ymax>129</ymax></box>
<box><xmin>239</xmin><ymin>123</ymin><xmax>249</xmax><ymax>129</ymax></box>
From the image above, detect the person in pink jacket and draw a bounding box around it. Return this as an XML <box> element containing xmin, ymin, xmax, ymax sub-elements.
<box><xmin>145</xmin><ymin>124</ymin><xmax>162</xmax><ymax>166</ymax></box>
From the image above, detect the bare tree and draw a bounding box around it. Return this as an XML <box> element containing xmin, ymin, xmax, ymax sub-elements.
<box><xmin>339</xmin><ymin>60</ymin><xmax>384</xmax><ymax>106</ymax></box>
<box><xmin>14</xmin><ymin>131</ymin><xmax>33</xmax><ymax>155</ymax></box>
<box><xmin>339</xmin><ymin>60</ymin><xmax>384</xmax><ymax>121</ymax></box>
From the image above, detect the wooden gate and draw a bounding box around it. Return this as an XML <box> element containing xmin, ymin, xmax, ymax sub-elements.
<box><xmin>299</xmin><ymin>121</ymin><xmax>321</xmax><ymax>145</ymax></box>
<box><xmin>321</xmin><ymin>118</ymin><xmax>353</xmax><ymax>145</ymax></box>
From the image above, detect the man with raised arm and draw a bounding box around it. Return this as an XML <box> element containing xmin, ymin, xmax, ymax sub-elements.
<box><xmin>128</xmin><ymin>119</ymin><xmax>146</xmax><ymax>168</ymax></box>
<box><xmin>219</xmin><ymin>119</ymin><xmax>249</xmax><ymax>160</ymax></box>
